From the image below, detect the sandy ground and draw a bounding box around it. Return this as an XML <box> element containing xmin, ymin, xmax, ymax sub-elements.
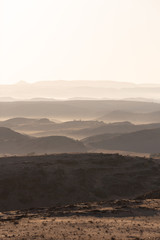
<box><xmin>0</xmin><ymin>199</ymin><xmax>160</xmax><ymax>240</ymax></box>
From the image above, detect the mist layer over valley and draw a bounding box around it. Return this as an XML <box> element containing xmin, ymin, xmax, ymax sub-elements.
<box><xmin>1</xmin><ymin>80</ymin><xmax>160</xmax><ymax>101</ymax></box>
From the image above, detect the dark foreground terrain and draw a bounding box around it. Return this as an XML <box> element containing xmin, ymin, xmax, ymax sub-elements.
<box><xmin>0</xmin><ymin>153</ymin><xmax>160</xmax><ymax>211</ymax></box>
<box><xmin>0</xmin><ymin>153</ymin><xmax>160</xmax><ymax>239</ymax></box>
<box><xmin>0</xmin><ymin>198</ymin><xmax>160</xmax><ymax>239</ymax></box>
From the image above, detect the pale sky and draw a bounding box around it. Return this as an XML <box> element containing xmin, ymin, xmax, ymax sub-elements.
<box><xmin>0</xmin><ymin>0</ymin><xmax>160</xmax><ymax>84</ymax></box>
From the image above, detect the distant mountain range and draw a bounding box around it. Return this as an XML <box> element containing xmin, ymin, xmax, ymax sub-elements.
<box><xmin>1</xmin><ymin>80</ymin><xmax>160</xmax><ymax>100</ymax></box>
<box><xmin>0</xmin><ymin>127</ymin><xmax>86</xmax><ymax>155</ymax></box>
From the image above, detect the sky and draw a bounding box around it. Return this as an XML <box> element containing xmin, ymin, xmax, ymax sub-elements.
<box><xmin>0</xmin><ymin>0</ymin><xmax>160</xmax><ymax>85</ymax></box>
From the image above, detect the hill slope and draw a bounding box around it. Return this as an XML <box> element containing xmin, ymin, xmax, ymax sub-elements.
<box><xmin>0</xmin><ymin>127</ymin><xmax>29</xmax><ymax>141</ymax></box>
<box><xmin>82</xmin><ymin>128</ymin><xmax>160</xmax><ymax>154</ymax></box>
<box><xmin>0</xmin><ymin>127</ymin><xmax>86</xmax><ymax>155</ymax></box>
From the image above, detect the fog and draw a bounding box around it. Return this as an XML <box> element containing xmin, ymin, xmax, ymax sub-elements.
<box><xmin>1</xmin><ymin>80</ymin><xmax>160</xmax><ymax>101</ymax></box>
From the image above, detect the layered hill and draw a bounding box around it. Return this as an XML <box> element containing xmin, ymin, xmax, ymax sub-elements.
<box><xmin>0</xmin><ymin>127</ymin><xmax>86</xmax><ymax>155</ymax></box>
<box><xmin>1</xmin><ymin>117</ymin><xmax>160</xmax><ymax>139</ymax></box>
<box><xmin>0</xmin><ymin>127</ymin><xmax>28</xmax><ymax>141</ymax></box>
<box><xmin>72</xmin><ymin>121</ymin><xmax>160</xmax><ymax>138</ymax></box>
<box><xmin>0</xmin><ymin>100</ymin><xmax>160</xmax><ymax>120</ymax></box>
<box><xmin>82</xmin><ymin>128</ymin><xmax>160</xmax><ymax>154</ymax></box>
<box><xmin>98</xmin><ymin>110</ymin><xmax>160</xmax><ymax>123</ymax></box>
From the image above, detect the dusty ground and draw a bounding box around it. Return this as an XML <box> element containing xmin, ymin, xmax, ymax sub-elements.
<box><xmin>0</xmin><ymin>199</ymin><xmax>160</xmax><ymax>240</ymax></box>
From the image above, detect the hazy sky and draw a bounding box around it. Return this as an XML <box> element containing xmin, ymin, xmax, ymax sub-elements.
<box><xmin>0</xmin><ymin>0</ymin><xmax>160</xmax><ymax>84</ymax></box>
